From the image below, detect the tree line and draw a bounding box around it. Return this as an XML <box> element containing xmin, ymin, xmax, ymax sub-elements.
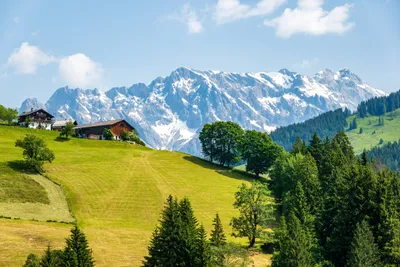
<box><xmin>199</xmin><ymin>121</ymin><xmax>283</xmax><ymax>177</ymax></box>
<box><xmin>0</xmin><ymin>104</ymin><xmax>18</xmax><ymax>125</ymax></box>
<box><xmin>270</xmin><ymin>132</ymin><xmax>400</xmax><ymax>266</ymax></box>
<box><xmin>270</xmin><ymin>108</ymin><xmax>351</xmax><ymax>151</ymax></box>
<box><xmin>358</xmin><ymin>89</ymin><xmax>400</xmax><ymax>118</ymax></box>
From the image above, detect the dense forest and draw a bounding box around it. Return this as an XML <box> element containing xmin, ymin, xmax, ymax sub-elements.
<box><xmin>270</xmin><ymin>108</ymin><xmax>351</xmax><ymax>151</ymax></box>
<box><xmin>199</xmin><ymin>121</ymin><xmax>400</xmax><ymax>266</ymax></box>
<box><xmin>358</xmin><ymin>90</ymin><xmax>400</xmax><ymax>118</ymax></box>
<box><xmin>270</xmin><ymin>132</ymin><xmax>400</xmax><ymax>266</ymax></box>
<box><xmin>367</xmin><ymin>140</ymin><xmax>400</xmax><ymax>171</ymax></box>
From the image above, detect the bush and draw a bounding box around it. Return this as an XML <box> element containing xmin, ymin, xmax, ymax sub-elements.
<box><xmin>103</xmin><ymin>129</ymin><xmax>114</xmax><ymax>140</ymax></box>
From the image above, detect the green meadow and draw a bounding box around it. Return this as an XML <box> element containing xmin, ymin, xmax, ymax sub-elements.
<box><xmin>0</xmin><ymin>126</ymin><xmax>271</xmax><ymax>266</ymax></box>
<box><xmin>346</xmin><ymin>108</ymin><xmax>400</xmax><ymax>154</ymax></box>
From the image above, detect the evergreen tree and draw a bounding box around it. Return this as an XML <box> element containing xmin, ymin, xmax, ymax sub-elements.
<box><xmin>290</xmin><ymin>136</ymin><xmax>307</xmax><ymax>155</ymax></box>
<box><xmin>308</xmin><ymin>133</ymin><xmax>323</xmax><ymax>167</ymax></box>
<box><xmin>271</xmin><ymin>213</ymin><xmax>316</xmax><ymax>267</ymax></box>
<box><xmin>352</xmin><ymin>118</ymin><xmax>358</xmax><ymax>130</ymax></box>
<box><xmin>143</xmin><ymin>195</ymin><xmax>210</xmax><ymax>267</ymax></box>
<box><xmin>347</xmin><ymin>220</ymin><xmax>380</xmax><ymax>267</ymax></box>
<box><xmin>179</xmin><ymin>197</ymin><xmax>199</xmax><ymax>266</ymax></box>
<box><xmin>359</xmin><ymin>127</ymin><xmax>363</xmax><ymax>134</ymax></box>
<box><xmin>23</xmin><ymin>253</ymin><xmax>40</xmax><ymax>267</ymax></box>
<box><xmin>62</xmin><ymin>225</ymin><xmax>94</xmax><ymax>267</ymax></box>
<box><xmin>210</xmin><ymin>213</ymin><xmax>226</xmax><ymax>247</ymax></box>
<box><xmin>385</xmin><ymin>219</ymin><xmax>400</xmax><ymax>265</ymax></box>
<box><xmin>40</xmin><ymin>245</ymin><xmax>62</xmax><ymax>267</ymax></box>
<box><xmin>195</xmin><ymin>225</ymin><xmax>211</xmax><ymax>267</ymax></box>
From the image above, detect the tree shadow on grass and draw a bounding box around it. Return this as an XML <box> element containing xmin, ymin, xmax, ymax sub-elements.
<box><xmin>7</xmin><ymin>160</ymin><xmax>36</xmax><ymax>174</ymax></box>
<box><xmin>182</xmin><ymin>155</ymin><xmax>257</xmax><ymax>183</ymax></box>
<box><xmin>54</xmin><ymin>136</ymin><xmax>70</xmax><ymax>142</ymax></box>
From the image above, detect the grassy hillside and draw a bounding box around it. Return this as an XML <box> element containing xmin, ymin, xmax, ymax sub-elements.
<box><xmin>0</xmin><ymin>126</ymin><xmax>268</xmax><ymax>266</ymax></box>
<box><xmin>346</xmin><ymin>108</ymin><xmax>400</xmax><ymax>154</ymax></box>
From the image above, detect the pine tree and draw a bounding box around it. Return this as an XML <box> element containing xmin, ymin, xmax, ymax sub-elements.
<box><xmin>23</xmin><ymin>253</ymin><xmax>40</xmax><ymax>267</ymax></box>
<box><xmin>385</xmin><ymin>219</ymin><xmax>400</xmax><ymax>265</ymax></box>
<box><xmin>179</xmin><ymin>197</ymin><xmax>199</xmax><ymax>266</ymax></box>
<box><xmin>347</xmin><ymin>220</ymin><xmax>380</xmax><ymax>267</ymax></box>
<box><xmin>62</xmin><ymin>225</ymin><xmax>94</xmax><ymax>267</ymax></box>
<box><xmin>352</xmin><ymin>118</ymin><xmax>358</xmax><ymax>129</ymax></box>
<box><xmin>271</xmin><ymin>213</ymin><xmax>316</xmax><ymax>267</ymax></box>
<box><xmin>195</xmin><ymin>225</ymin><xmax>211</xmax><ymax>267</ymax></box>
<box><xmin>143</xmin><ymin>195</ymin><xmax>183</xmax><ymax>267</ymax></box>
<box><xmin>210</xmin><ymin>213</ymin><xmax>226</xmax><ymax>247</ymax></box>
<box><xmin>290</xmin><ymin>136</ymin><xmax>307</xmax><ymax>155</ymax></box>
<box><xmin>143</xmin><ymin>195</ymin><xmax>209</xmax><ymax>267</ymax></box>
<box><xmin>39</xmin><ymin>245</ymin><xmax>63</xmax><ymax>267</ymax></box>
<box><xmin>308</xmin><ymin>132</ymin><xmax>324</xmax><ymax>169</ymax></box>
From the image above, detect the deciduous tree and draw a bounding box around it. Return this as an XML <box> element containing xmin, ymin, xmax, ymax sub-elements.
<box><xmin>15</xmin><ymin>134</ymin><xmax>55</xmax><ymax>172</ymax></box>
<box><xmin>230</xmin><ymin>181</ymin><xmax>274</xmax><ymax>247</ymax></box>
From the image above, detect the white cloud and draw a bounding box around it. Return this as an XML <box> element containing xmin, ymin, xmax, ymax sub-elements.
<box><xmin>58</xmin><ymin>53</ymin><xmax>103</xmax><ymax>88</ymax></box>
<box><xmin>215</xmin><ymin>0</ymin><xmax>287</xmax><ymax>24</ymax></box>
<box><xmin>293</xmin><ymin>58</ymin><xmax>319</xmax><ymax>69</ymax></box>
<box><xmin>167</xmin><ymin>4</ymin><xmax>204</xmax><ymax>34</ymax></box>
<box><xmin>264</xmin><ymin>0</ymin><xmax>354</xmax><ymax>38</ymax></box>
<box><xmin>7</xmin><ymin>42</ymin><xmax>56</xmax><ymax>74</ymax></box>
<box><xmin>14</xmin><ymin>17</ymin><xmax>20</xmax><ymax>24</ymax></box>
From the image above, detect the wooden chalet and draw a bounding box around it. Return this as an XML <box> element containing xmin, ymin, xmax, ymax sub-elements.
<box><xmin>18</xmin><ymin>108</ymin><xmax>54</xmax><ymax>130</ymax></box>
<box><xmin>75</xmin><ymin>119</ymin><xmax>134</xmax><ymax>140</ymax></box>
<box><xmin>52</xmin><ymin>120</ymin><xmax>78</xmax><ymax>131</ymax></box>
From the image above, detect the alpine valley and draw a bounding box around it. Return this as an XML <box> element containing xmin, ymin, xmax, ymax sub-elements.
<box><xmin>20</xmin><ymin>67</ymin><xmax>386</xmax><ymax>155</ymax></box>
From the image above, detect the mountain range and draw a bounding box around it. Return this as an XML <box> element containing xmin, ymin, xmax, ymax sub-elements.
<box><xmin>20</xmin><ymin>67</ymin><xmax>386</xmax><ymax>155</ymax></box>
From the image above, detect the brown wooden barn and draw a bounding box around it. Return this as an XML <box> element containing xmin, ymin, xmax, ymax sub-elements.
<box><xmin>74</xmin><ymin>119</ymin><xmax>134</xmax><ymax>140</ymax></box>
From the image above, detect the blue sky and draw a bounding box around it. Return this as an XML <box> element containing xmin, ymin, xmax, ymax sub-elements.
<box><xmin>0</xmin><ymin>0</ymin><xmax>399</xmax><ymax>107</ymax></box>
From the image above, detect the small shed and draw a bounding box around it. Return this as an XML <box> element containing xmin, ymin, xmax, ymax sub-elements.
<box><xmin>75</xmin><ymin>119</ymin><xmax>134</xmax><ymax>140</ymax></box>
<box><xmin>52</xmin><ymin>120</ymin><xmax>78</xmax><ymax>131</ymax></box>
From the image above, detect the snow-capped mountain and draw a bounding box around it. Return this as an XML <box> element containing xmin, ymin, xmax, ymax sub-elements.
<box><xmin>19</xmin><ymin>98</ymin><xmax>46</xmax><ymax>114</ymax></box>
<box><xmin>20</xmin><ymin>67</ymin><xmax>386</xmax><ymax>155</ymax></box>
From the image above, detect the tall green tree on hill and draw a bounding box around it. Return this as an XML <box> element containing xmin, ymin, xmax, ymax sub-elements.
<box><xmin>210</xmin><ymin>213</ymin><xmax>226</xmax><ymax>247</ymax></box>
<box><xmin>62</xmin><ymin>225</ymin><xmax>94</xmax><ymax>267</ymax></box>
<box><xmin>240</xmin><ymin>130</ymin><xmax>283</xmax><ymax>177</ymax></box>
<box><xmin>143</xmin><ymin>195</ymin><xmax>211</xmax><ymax>267</ymax></box>
<box><xmin>15</xmin><ymin>134</ymin><xmax>55</xmax><ymax>172</ymax></box>
<box><xmin>230</xmin><ymin>181</ymin><xmax>274</xmax><ymax>247</ymax></box>
<box><xmin>199</xmin><ymin>121</ymin><xmax>244</xmax><ymax>167</ymax></box>
<box><xmin>290</xmin><ymin>136</ymin><xmax>307</xmax><ymax>155</ymax></box>
<box><xmin>271</xmin><ymin>212</ymin><xmax>317</xmax><ymax>267</ymax></box>
<box><xmin>346</xmin><ymin>220</ymin><xmax>380</xmax><ymax>267</ymax></box>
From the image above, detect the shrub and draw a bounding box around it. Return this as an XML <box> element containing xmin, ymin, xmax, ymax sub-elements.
<box><xmin>103</xmin><ymin>129</ymin><xmax>114</xmax><ymax>140</ymax></box>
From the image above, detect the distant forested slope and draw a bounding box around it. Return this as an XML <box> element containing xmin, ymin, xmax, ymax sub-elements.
<box><xmin>270</xmin><ymin>108</ymin><xmax>351</xmax><ymax>151</ymax></box>
<box><xmin>358</xmin><ymin>90</ymin><xmax>400</xmax><ymax>117</ymax></box>
<box><xmin>367</xmin><ymin>140</ymin><xmax>400</xmax><ymax>171</ymax></box>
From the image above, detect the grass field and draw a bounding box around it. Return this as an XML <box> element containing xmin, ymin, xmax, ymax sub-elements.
<box><xmin>346</xmin><ymin>108</ymin><xmax>400</xmax><ymax>154</ymax></box>
<box><xmin>0</xmin><ymin>126</ymin><xmax>270</xmax><ymax>266</ymax></box>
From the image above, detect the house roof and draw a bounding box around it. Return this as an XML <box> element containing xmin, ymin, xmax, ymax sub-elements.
<box><xmin>53</xmin><ymin>120</ymin><xmax>77</xmax><ymax>127</ymax></box>
<box><xmin>74</xmin><ymin>119</ymin><xmax>133</xmax><ymax>130</ymax></box>
<box><xmin>18</xmin><ymin>108</ymin><xmax>54</xmax><ymax>118</ymax></box>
